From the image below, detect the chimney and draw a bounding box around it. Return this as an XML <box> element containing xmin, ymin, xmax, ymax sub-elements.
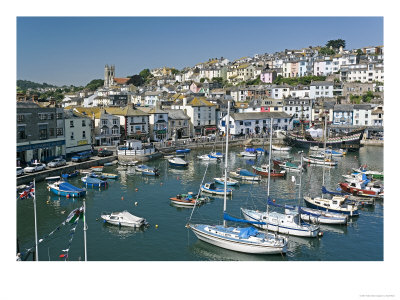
<box><xmin>183</xmin><ymin>97</ymin><xmax>187</xmax><ymax>107</ymax></box>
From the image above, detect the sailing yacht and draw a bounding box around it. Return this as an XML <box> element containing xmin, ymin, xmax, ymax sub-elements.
<box><xmin>241</xmin><ymin>118</ymin><xmax>320</xmax><ymax>238</ymax></box>
<box><xmin>187</xmin><ymin>101</ymin><xmax>287</xmax><ymax>255</ymax></box>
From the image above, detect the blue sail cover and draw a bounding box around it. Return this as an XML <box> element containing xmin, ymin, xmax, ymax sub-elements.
<box><xmin>245</xmin><ymin>148</ymin><xmax>255</xmax><ymax>152</ymax></box>
<box><xmin>238</xmin><ymin>227</ymin><xmax>259</xmax><ymax>239</ymax></box>
<box><xmin>223</xmin><ymin>213</ymin><xmax>266</xmax><ymax>225</ymax></box>
<box><xmin>255</xmin><ymin>148</ymin><xmax>265</xmax><ymax>152</ymax></box>
<box><xmin>322</xmin><ymin>186</ymin><xmax>349</xmax><ymax>196</ymax></box>
<box><xmin>59</xmin><ymin>182</ymin><xmax>85</xmax><ymax>192</ymax></box>
<box><xmin>239</xmin><ymin>169</ymin><xmax>257</xmax><ymax>177</ymax></box>
<box><xmin>267</xmin><ymin>198</ymin><xmax>285</xmax><ymax>208</ymax></box>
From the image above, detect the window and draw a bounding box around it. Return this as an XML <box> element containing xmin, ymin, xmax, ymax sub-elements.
<box><xmin>17</xmin><ymin>126</ymin><xmax>26</xmax><ymax>139</ymax></box>
<box><xmin>17</xmin><ymin>115</ymin><xmax>24</xmax><ymax>122</ymax></box>
<box><xmin>70</xmin><ymin>120</ymin><xmax>74</xmax><ymax>128</ymax></box>
<box><xmin>49</xmin><ymin>128</ymin><xmax>54</xmax><ymax>136</ymax></box>
<box><xmin>365</xmin><ymin>114</ymin><xmax>368</xmax><ymax>118</ymax></box>
<box><xmin>239</xmin><ymin>121</ymin><xmax>243</xmax><ymax>125</ymax></box>
<box><xmin>113</xmin><ymin>119</ymin><xmax>117</xmax><ymax>125</ymax></box>
<box><xmin>56</xmin><ymin>128</ymin><xmax>63</xmax><ymax>136</ymax></box>
<box><xmin>102</xmin><ymin>120</ymin><xmax>107</xmax><ymax>125</ymax></box>
<box><xmin>82</xmin><ymin>131</ymin><xmax>86</xmax><ymax>138</ymax></box>
<box><xmin>56</xmin><ymin>113</ymin><xmax>63</xmax><ymax>119</ymax></box>
<box><xmin>82</xmin><ymin>120</ymin><xmax>86</xmax><ymax>127</ymax></box>
<box><xmin>70</xmin><ymin>132</ymin><xmax>74</xmax><ymax>140</ymax></box>
<box><xmin>39</xmin><ymin>124</ymin><xmax>47</xmax><ymax>140</ymax></box>
<box><xmin>38</xmin><ymin>113</ymin><xmax>47</xmax><ymax>120</ymax></box>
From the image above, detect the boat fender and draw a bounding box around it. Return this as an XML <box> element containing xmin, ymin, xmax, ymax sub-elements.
<box><xmin>134</xmin><ymin>202</ymin><xmax>138</xmax><ymax>206</ymax></box>
<box><xmin>135</xmin><ymin>188</ymin><xmax>138</xmax><ymax>192</ymax></box>
<box><xmin>155</xmin><ymin>224</ymin><xmax>159</xmax><ymax>229</ymax></box>
<box><xmin>318</xmin><ymin>232</ymin><xmax>323</xmax><ymax>237</ymax></box>
<box><xmin>66</xmin><ymin>194</ymin><xmax>70</xmax><ymax>198</ymax></box>
<box><xmin>121</xmin><ymin>196</ymin><xmax>124</xmax><ymax>200</ymax></box>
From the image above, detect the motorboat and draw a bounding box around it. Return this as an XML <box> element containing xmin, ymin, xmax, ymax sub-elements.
<box><xmin>176</xmin><ymin>148</ymin><xmax>191</xmax><ymax>154</ymax></box>
<box><xmin>198</xmin><ymin>154</ymin><xmax>220</xmax><ymax>161</ymax></box>
<box><xmin>338</xmin><ymin>181</ymin><xmax>383</xmax><ymax>198</ymax></box>
<box><xmin>168</xmin><ymin>157</ymin><xmax>188</xmax><ymax>167</ymax></box>
<box><xmin>255</xmin><ymin>148</ymin><xmax>267</xmax><ymax>155</ymax></box>
<box><xmin>303</xmin><ymin>156</ymin><xmax>338</xmax><ymax>166</ymax></box>
<box><xmin>90</xmin><ymin>166</ymin><xmax>104</xmax><ymax>172</ymax></box>
<box><xmin>252</xmin><ymin>165</ymin><xmax>286</xmax><ymax>177</ymax></box>
<box><xmin>200</xmin><ymin>182</ymin><xmax>233</xmax><ymax>195</ymax></box>
<box><xmin>303</xmin><ymin>195</ymin><xmax>359</xmax><ymax>216</ymax></box>
<box><xmin>100</xmin><ymin>173</ymin><xmax>119</xmax><ymax>179</ymax></box>
<box><xmin>209</xmin><ymin>152</ymin><xmax>224</xmax><ymax>158</ymax></box>
<box><xmin>284</xmin><ymin>205</ymin><xmax>348</xmax><ymax>225</ymax></box>
<box><xmin>141</xmin><ymin>167</ymin><xmax>159</xmax><ymax>176</ymax></box>
<box><xmin>238</xmin><ymin>148</ymin><xmax>257</xmax><ymax>158</ymax></box>
<box><xmin>276</xmin><ymin>161</ymin><xmax>304</xmax><ymax>172</ymax></box>
<box><xmin>45</xmin><ymin>176</ymin><xmax>61</xmax><ymax>181</ymax></box>
<box><xmin>61</xmin><ymin>170</ymin><xmax>80</xmax><ymax>179</ymax></box>
<box><xmin>48</xmin><ymin>181</ymin><xmax>86</xmax><ymax>197</ymax></box>
<box><xmin>101</xmin><ymin>211</ymin><xmax>148</xmax><ymax>228</ymax></box>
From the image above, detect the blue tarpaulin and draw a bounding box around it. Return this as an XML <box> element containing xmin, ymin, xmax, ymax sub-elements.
<box><xmin>238</xmin><ymin>227</ymin><xmax>259</xmax><ymax>239</ymax></box>
<box><xmin>239</xmin><ymin>169</ymin><xmax>257</xmax><ymax>177</ymax></box>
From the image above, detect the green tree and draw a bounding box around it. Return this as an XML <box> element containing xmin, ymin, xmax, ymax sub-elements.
<box><xmin>212</xmin><ymin>77</ymin><xmax>223</xmax><ymax>84</ymax></box>
<box><xmin>319</xmin><ymin>47</ymin><xmax>336</xmax><ymax>56</ymax></box>
<box><xmin>85</xmin><ymin>79</ymin><xmax>104</xmax><ymax>91</ymax></box>
<box><xmin>127</xmin><ymin>75</ymin><xmax>144</xmax><ymax>86</ymax></box>
<box><xmin>326</xmin><ymin>39</ymin><xmax>346</xmax><ymax>49</ymax></box>
<box><xmin>200</xmin><ymin>78</ymin><xmax>206</xmax><ymax>83</ymax></box>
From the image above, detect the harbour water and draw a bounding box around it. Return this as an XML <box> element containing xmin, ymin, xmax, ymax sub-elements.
<box><xmin>16</xmin><ymin>146</ymin><xmax>384</xmax><ymax>261</ymax></box>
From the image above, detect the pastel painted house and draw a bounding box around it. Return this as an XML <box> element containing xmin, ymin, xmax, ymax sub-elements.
<box><xmin>260</xmin><ymin>69</ymin><xmax>277</xmax><ymax>83</ymax></box>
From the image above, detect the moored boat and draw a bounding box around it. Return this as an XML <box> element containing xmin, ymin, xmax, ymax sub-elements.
<box><xmin>48</xmin><ymin>181</ymin><xmax>86</xmax><ymax>197</ymax></box>
<box><xmin>338</xmin><ymin>181</ymin><xmax>383</xmax><ymax>198</ymax></box>
<box><xmin>168</xmin><ymin>157</ymin><xmax>189</xmax><ymax>167</ymax></box>
<box><xmin>230</xmin><ymin>168</ymin><xmax>261</xmax><ymax>181</ymax></box>
<box><xmin>214</xmin><ymin>177</ymin><xmax>239</xmax><ymax>186</ymax></box>
<box><xmin>176</xmin><ymin>148</ymin><xmax>191</xmax><ymax>154</ymax></box>
<box><xmin>61</xmin><ymin>170</ymin><xmax>80</xmax><ymax>179</ymax></box>
<box><xmin>303</xmin><ymin>195</ymin><xmax>359</xmax><ymax>216</ymax></box>
<box><xmin>271</xmin><ymin>145</ymin><xmax>292</xmax><ymax>151</ymax></box>
<box><xmin>252</xmin><ymin>165</ymin><xmax>286</xmax><ymax>177</ymax></box>
<box><xmin>169</xmin><ymin>192</ymin><xmax>209</xmax><ymax>207</ymax></box>
<box><xmin>303</xmin><ymin>156</ymin><xmax>338</xmax><ymax>166</ymax></box>
<box><xmin>198</xmin><ymin>154</ymin><xmax>219</xmax><ymax>161</ymax></box>
<box><xmin>200</xmin><ymin>182</ymin><xmax>233</xmax><ymax>195</ymax></box>
<box><xmin>90</xmin><ymin>166</ymin><xmax>104</xmax><ymax>172</ymax></box>
<box><xmin>101</xmin><ymin>211</ymin><xmax>148</xmax><ymax>228</ymax></box>
<box><xmin>100</xmin><ymin>173</ymin><xmax>119</xmax><ymax>179</ymax></box>
<box><xmin>81</xmin><ymin>175</ymin><xmax>107</xmax><ymax>187</ymax></box>
<box><xmin>141</xmin><ymin>167</ymin><xmax>159</xmax><ymax>176</ymax></box>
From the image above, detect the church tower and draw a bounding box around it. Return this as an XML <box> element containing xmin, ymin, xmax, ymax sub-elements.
<box><xmin>104</xmin><ymin>64</ymin><xmax>115</xmax><ymax>87</ymax></box>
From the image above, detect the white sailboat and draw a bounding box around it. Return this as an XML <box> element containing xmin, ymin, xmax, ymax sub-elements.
<box><xmin>187</xmin><ymin>101</ymin><xmax>287</xmax><ymax>255</ymax></box>
<box><xmin>241</xmin><ymin>119</ymin><xmax>320</xmax><ymax>238</ymax></box>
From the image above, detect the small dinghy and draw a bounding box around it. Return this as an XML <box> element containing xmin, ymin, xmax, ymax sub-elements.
<box><xmin>200</xmin><ymin>182</ymin><xmax>233</xmax><ymax>195</ymax></box>
<box><xmin>81</xmin><ymin>175</ymin><xmax>107</xmax><ymax>187</ymax></box>
<box><xmin>101</xmin><ymin>211</ymin><xmax>148</xmax><ymax>228</ymax></box>
<box><xmin>61</xmin><ymin>170</ymin><xmax>80</xmax><ymax>179</ymax></box>
<box><xmin>168</xmin><ymin>157</ymin><xmax>188</xmax><ymax>167</ymax></box>
<box><xmin>214</xmin><ymin>177</ymin><xmax>239</xmax><ymax>186</ymax></box>
<box><xmin>90</xmin><ymin>166</ymin><xmax>104</xmax><ymax>172</ymax></box>
<box><xmin>170</xmin><ymin>192</ymin><xmax>209</xmax><ymax>207</ymax></box>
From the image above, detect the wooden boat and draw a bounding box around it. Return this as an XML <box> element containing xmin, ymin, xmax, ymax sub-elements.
<box><xmin>252</xmin><ymin>165</ymin><xmax>286</xmax><ymax>177</ymax></box>
<box><xmin>303</xmin><ymin>195</ymin><xmax>359</xmax><ymax>216</ymax></box>
<box><xmin>271</xmin><ymin>145</ymin><xmax>292</xmax><ymax>151</ymax></box>
<box><xmin>200</xmin><ymin>182</ymin><xmax>233</xmax><ymax>195</ymax></box>
<box><xmin>61</xmin><ymin>170</ymin><xmax>80</xmax><ymax>179</ymax></box>
<box><xmin>214</xmin><ymin>177</ymin><xmax>239</xmax><ymax>186</ymax></box>
<box><xmin>169</xmin><ymin>192</ymin><xmax>209</xmax><ymax>207</ymax></box>
<box><xmin>48</xmin><ymin>181</ymin><xmax>86</xmax><ymax>197</ymax></box>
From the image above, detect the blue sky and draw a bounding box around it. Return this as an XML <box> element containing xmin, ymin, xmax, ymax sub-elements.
<box><xmin>17</xmin><ymin>17</ymin><xmax>383</xmax><ymax>86</ymax></box>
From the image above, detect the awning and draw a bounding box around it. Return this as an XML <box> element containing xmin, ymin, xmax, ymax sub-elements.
<box><xmin>205</xmin><ymin>127</ymin><xmax>217</xmax><ymax>131</ymax></box>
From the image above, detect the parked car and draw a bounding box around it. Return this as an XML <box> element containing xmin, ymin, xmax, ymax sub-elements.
<box><xmin>98</xmin><ymin>149</ymin><xmax>113</xmax><ymax>157</ymax></box>
<box><xmin>24</xmin><ymin>162</ymin><xmax>46</xmax><ymax>173</ymax></box>
<box><xmin>71</xmin><ymin>151</ymin><xmax>91</xmax><ymax>162</ymax></box>
<box><xmin>47</xmin><ymin>158</ymin><xmax>67</xmax><ymax>168</ymax></box>
<box><xmin>17</xmin><ymin>167</ymin><xmax>24</xmax><ymax>176</ymax></box>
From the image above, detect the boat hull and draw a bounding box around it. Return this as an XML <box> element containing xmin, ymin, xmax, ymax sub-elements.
<box><xmin>49</xmin><ymin>187</ymin><xmax>86</xmax><ymax>197</ymax></box>
<box><xmin>303</xmin><ymin>197</ymin><xmax>359</xmax><ymax>216</ymax></box>
<box><xmin>241</xmin><ymin>209</ymin><xmax>319</xmax><ymax>237</ymax></box>
<box><xmin>188</xmin><ymin>224</ymin><xmax>287</xmax><ymax>255</ymax></box>
<box><xmin>200</xmin><ymin>186</ymin><xmax>232</xmax><ymax>195</ymax></box>
<box><xmin>252</xmin><ymin>167</ymin><xmax>286</xmax><ymax>177</ymax></box>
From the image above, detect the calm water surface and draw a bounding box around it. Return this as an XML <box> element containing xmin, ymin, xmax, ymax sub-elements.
<box><xmin>16</xmin><ymin>146</ymin><xmax>384</xmax><ymax>261</ymax></box>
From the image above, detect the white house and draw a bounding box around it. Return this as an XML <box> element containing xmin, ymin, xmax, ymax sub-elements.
<box><xmin>352</xmin><ymin>104</ymin><xmax>372</xmax><ymax>126</ymax></box>
<box><xmin>270</xmin><ymin>85</ymin><xmax>291</xmax><ymax>99</ymax></box>
<box><xmin>309</xmin><ymin>81</ymin><xmax>334</xmax><ymax>99</ymax></box>
<box><xmin>64</xmin><ymin>109</ymin><xmax>92</xmax><ymax>157</ymax></box>
<box><xmin>219</xmin><ymin>111</ymin><xmax>293</xmax><ymax>135</ymax></box>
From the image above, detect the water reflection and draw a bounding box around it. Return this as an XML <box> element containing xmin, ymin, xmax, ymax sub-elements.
<box><xmin>101</xmin><ymin>222</ymin><xmax>147</xmax><ymax>239</ymax></box>
<box><xmin>189</xmin><ymin>240</ymin><xmax>287</xmax><ymax>261</ymax></box>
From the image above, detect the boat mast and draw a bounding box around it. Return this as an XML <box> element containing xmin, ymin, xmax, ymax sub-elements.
<box><xmin>266</xmin><ymin>118</ymin><xmax>273</xmax><ymax>223</ymax></box>
<box><xmin>83</xmin><ymin>200</ymin><xmax>87</xmax><ymax>261</ymax></box>
<box><xmin>33</xmin><ymin>179</ymin><xmax>39</xmax><ymax>261</ymax></box>
<box><xmin>322</xmin><ymin>111</ymin><xmax>327</xmax><ymax>198</ymax></box>
<box><xmin>223</xmin><ymin>100</ymin><xmax>230</xmax><ymax>227</ymax></box>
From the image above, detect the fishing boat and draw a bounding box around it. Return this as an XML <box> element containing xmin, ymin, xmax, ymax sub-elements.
<box><xmin>252</xmin><ymin>165</ymin><xmax>286</xmax><ymax>177</ymax></box>
<box><xmin>48</xmin><ymin>181</ymin><xmax>86</xmax><ymax>197</ymax></box>
<box><xmin>310</xmin><ymin>146</ymin><xmax>346</xmax><ymax>157</ymax></box>
<box><xmin>198</xmin><ymin>154</ymin><xmax>220</xmax><ymax>161</ymax></box>
<box><xmin>176</xmin><ymin>148</ymin><xmax>191</xmax><ymax>154</ymax></box>
<box><xmin>241</xmin><ymin>120</ymin><xmax>320</xmax><ymax>238</ymax></box>
<box><xmin>169</xmin><ymin>192</ymin><xmax>209</xmax><ymax>207</ymax></box>
<box><xmin>200</xmin><ymin>182</ymin><xmax>233</xmax><ymax>195</ymax></box>
<box><xmin>81</xmin><ymin>175</ymin><xmax>107</xmax><ymax>187</ymax></box>
<box><xmin>90</xmin><ymin>166</ymin><xmax>104</xmax><ymax>172</ymax></box>
<box><xmin>101</xmin><ymin>211</ymin><xmax>148</xmax><ymax>228</ymax></box>
<box><xmin>271</xmin><ymin>145</ymin><xmax>292</xmax><ymax>151</ymax></box>
<box><xmin>187</xmin><ymin>101</ymin><xmax>287</xmax><ymax>255</ymax></box>
<box><xmin>322</xmin><ymin>186</ymin><xmax>376</xmax><ymax>206</ymax></box>
<box><xmin>230</xmin><ymin>168</ymin><xmax>261</xmax><ymax>181</ymax></box>
<box><xmin>303</xmin><ymin>195</ymin><xmax>359</xmax><ymax>216</ymax></box>
<box><xmin>209</xmin><ymin>152</ymin><xmax>224</xmax><ymax>158</ymax></box>
<box><xmin>61</xmin><ymin>170</ymin><xmax>80</xmax><ymax>179</ymax></box>
<box><xmin>141</xmin><ymin>167</ymin><xmax>159</xmax><ymax>176</ymax></box>
<box><xmin>214</xmin><ymin>177</ymin><xmax>239</xmax><ymax>186</ymax></box>
<box><xmin>338</xmin><ymin>181</ymin><xmax>383</xmax><ymax>198</ymax></box>
<box><xmin>168</xmin><ymin>157</ymin><xmax>188</xmax><ymax>167</ymax></box>
<box><xmin>303</xmin><ymin>156</ymin><xmax>338</xmax><ymax>166</ymax></box>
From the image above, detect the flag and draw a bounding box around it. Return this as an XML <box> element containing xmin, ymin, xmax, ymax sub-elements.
<box><xmin>19</xmin><ymin>183</ymin><xmax>34</xmax><ymax>199</ymax></box>
<box><xmin>65</xmin><ymin>206</ymin><xmax>84</xmax><ymax>224</ymax></box>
